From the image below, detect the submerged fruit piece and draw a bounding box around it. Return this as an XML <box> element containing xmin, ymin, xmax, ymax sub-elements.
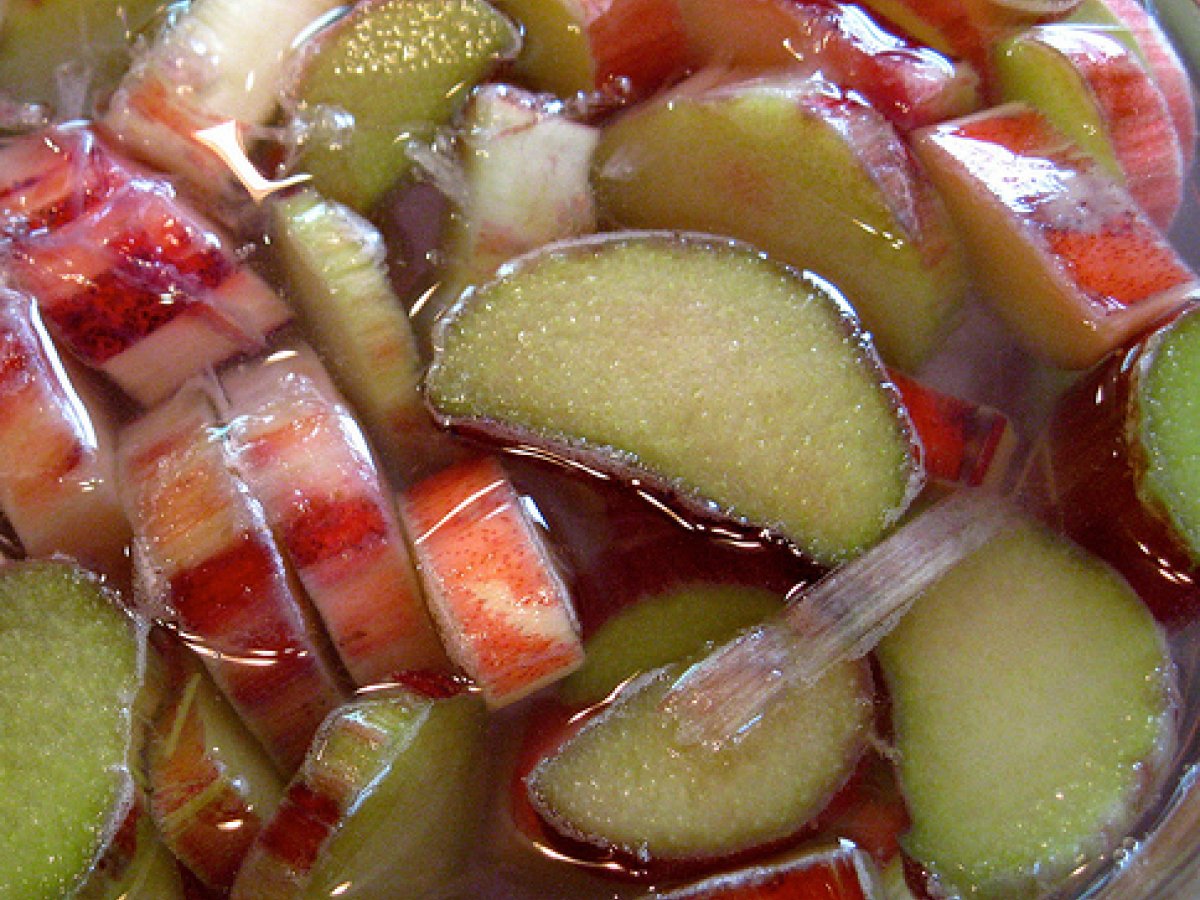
<box><xmin>651</xmin><ymin>844</ymin><xmax>882</xmax><ymax>899</ymax></box>
<box><xmin>0</xmin><ymin>560</ymin><xmax>145</xmax><ymax>899</ymax></box>
<box><xmin>291</xmin><ymin>0</ymin><xmax>520</xmax><ymax>212</ymax></box>
<box><xmin>561</xmin><ymin>583</ymin><xmax>783</xmax><ymax>707</ymax></box>
<box><xmin>231</xmin><ymin>685</ymin><xmax>488</xmax><ymax>899</ymax></box>
<box><xmin>911</xmin><ymin>104</ymin><xmax>1196</xmax><ymax>370</ymax></box>
<box><xmin>593</xmin><ymin>72</ymin><xmax>968</xmax><ymax>371</ymax></box>
<box><xmin>527</xmin><ymin>660</ymin><xmax>872</xmax><ymax>863</ymax></box>
<box><xmin>428</xmin><ymin>232</ymin><xmax>922</xmax><ymax>564</ymax></box>
<box><xmin>877</xmin><ymin>520</ymin><xmax>1173</xmax><ymax>899</ymax></box>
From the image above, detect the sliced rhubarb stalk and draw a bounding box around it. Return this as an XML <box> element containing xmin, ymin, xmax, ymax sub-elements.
<box><xmin>230</xmin><ymin>685</ymin><xmax>487</xmax><ymax>899</ymax></box>
<box><xmin>118</xmin><ymin>380</ymin><xmax>348</xmax><ymax>773</ymax></box>
<box><xmin>877</xmin><ymin>520</ymin><xmax>1173</xmax><ymax>898</ymax></box>
<box><xmin>0</xmin><ymin>287</ymin><xmax>130</xmax><ymax>576</ymax></box>
<box><xmin>147</xmin><ymin>653</ymin><xmax>284</xmax><ymax>892</ymax></box>
<box><xmin>651</xmin><ymin>845</ymin><xmax>882</xmax><ymax>899</ymax></box>
<box><xmin>102</xmin><ymin>0</ymin><xmax>345</xmax><ymax>202</ymax></box>
<box><xmin>675</xmin><ymin>0</ymin><xmax>982</xmax><ymax>131</ymax></box>
<box><xmin>220</xmin><ymin>346</ymin><xmax>449</xmax><ymax>684</ymax></box>
<box><xmin>399</xmin><ymin>456</ymin><xmax>583</xmax><ymax>706</ymax></box>
<box><xmin>911</xmin><ymin>104</ymin><xmax>1197</xmax><ymax>370</ymax></box>
<box><xmin>76</xmin><ymin>790</ymin><xmax>186</xmax><ymax>899</ymax></box>
<box><xmin>268</xmin><ymin>188</ymin><xmax>461</xmax><ymax>482</ymax></box>
<box><xmin>889</xmin><ymin>371</ymin><xmax>1016</xmax><ymax>488</ymax></box>
<box><xmin>8</xmin><ymin>174</ymin><xmax>291</xmax><ymax>405</ymax></box>
<box><xmin>527</xmin><ymin>660</ymin><xmax>872</xmax><ymax>865</ymax></box>
<box><xmin>427</xmin><ymin>232</ymin><xmax>923</xmax><ymax>563</ymax></box>
<box><xmin>0</xmin><ymin>560</ymin><xmax>146</xmax><ymax>897</ymax></box>
<box><xmin>664</xmin><ymin>489</ymin><xmax>1016</xmax><ymax>748</ymax></box>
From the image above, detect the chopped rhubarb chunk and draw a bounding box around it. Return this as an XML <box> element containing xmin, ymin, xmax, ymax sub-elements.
<box><xmin>221</xmin><ymin>347</ymin><xmax>448</xmax><ymax>685</ymax></box>
<box><xmin>912</xmin><ymin>104</ymin><xmax>1197</xmax><ymax>369</ymax></box>
<box><xmin>0</xmin><ymin>287</ymin><xmax>129</xmax><ymax>575</ymax></box>
<box><xmin>118</xmin><ymin>381</ymin><xmax>347</xmax><ymax>773</ymax></box>
<box><xmin>400</xmin><ymin>456</ymin><xmax>584</xmax><ymax>707</ymax></box>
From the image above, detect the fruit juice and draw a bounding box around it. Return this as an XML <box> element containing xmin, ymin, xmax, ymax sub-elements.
<box><xmin>2</xmin><ymin>0</ymin><xmax>1200</xmax><ymax>898</ymax></box>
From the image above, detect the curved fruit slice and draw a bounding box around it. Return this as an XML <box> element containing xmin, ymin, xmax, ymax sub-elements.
<box><xmin>268</xmin><ymin>189</ymin><xmax>460</xmax><ymax>482</ymax></box>
<box><xmin>911</xmin><ymin>104</ymin><xmax>1196</xmax><ymax>370</ymax></box>
<box><xmin>650</xmin><ymin>845</ymin><xmax>882</xmax><ymax>899</ymax></box>
<box><xmin>526</xmin><ymin>659</ymin><xmax>872</xmax><ymax>864</ymax></box>
<box><xmin>0</xmin><ymin>560</ymin><xmax>146</xmax><ymax>898</ymax></box>
<box><xmin>994</xmin><ymin>24</ymin><xmax>1184</xmax><ymax>228</ymax></box>
<box><xmin>400</xmin><ymin>455</ymin><xmax>584</xmax><ymax>706</ymax></box>
<box><xmin>560</xmin><ymin>583</ymin><xmax>782</xmax><ymax>707</ymax></box>
<box><xmin>427</xmin><ymin>232</ymin><xmax>923</xmax><ymax>564</ymax></box>
<box><xmin>593</xmin><ymin>72</ymin><xmax>968</xmax><ymax>371</ymax></box>
<box><xmin>289</xmin><ymin>0</ymin><xmax>520</xmax><ymax>213</ymax></box>
<box><xmin>877</xmin><ymin>520</ymin><xmax>1174</xmax><ymax>899</ymax></box>
<box><xmin>491</xmin><ymin>0</ymin><xmax>687</xmax><ymax>101</ymax></box>
<box><xmin>231</xmin><ymin>684</ymin><xmax>488</xmax><ymax>899</ymax></box>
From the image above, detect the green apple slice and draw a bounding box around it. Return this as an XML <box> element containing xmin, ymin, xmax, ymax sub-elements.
<box><xmin>291</xmin><ymin>0</ymin><xmax>520</xmax><ymax>213</ymax></box>
<box><xmin>427</xmin><ymin>231</ymin><xmax>923</xmax><ymax>565</ymax></box>
<box><xmin>527</xmin><ymin>659</ymin><xmax>872</xmax><ymax>863</ymax></box>
<box><xmin>877</xmin><ymin>520</ymin><xmax>1174</xmax><ymax>899</ymax></box>
<box><xmin>0</xmin><ymin>560</ymin><xmax>147</xmax><ymax>899</ymax></box>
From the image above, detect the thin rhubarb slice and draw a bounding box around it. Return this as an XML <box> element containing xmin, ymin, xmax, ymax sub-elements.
<box><xmin>220</xmin><ymin>346</ymin><xmax>449</xmax><ymax>684</ymax></box>
<box><xmin>651</xmin><ymin>845</ymin><xmax>882</xmax><ymax>899</ymax></box>
<box><xmin>268</xmin><ymin>188</ymin><xmax>460</xmax><ymax>482</ymax></box>
<box><xmin>0</xmin><ymin>287</ymin><xmax>130</xmax><ymax>576</ymax></box>
<box><xmin>911</xmin><ymin>104</ymin><xmax>1197</xmax><ymax>370</ymax></box>
<box><xmin>877</xmin><ymin>520</ymin><xmax>1174</xmax><ymax>898</ymax></box>
<box><xmin>118</xmin><ymin>380</ymin><xmax>348</xmax><ymax>773</ymax></box>
<box><xmin>230</xmin><ymin>683</ymin><xmax>488</xmax><ymax>899</ymax></box>
<box><xmin>526</xmin><ymin>659</ymin><xmax>872</xmax><ymax>864</ymax></box>
<box><xmin>0</xmin><ymin>560</ymin><xmax>146</xmax><ymax>898</ymax></box>
<box><xmin>427</xmin><ymin>232</ymin><xmax>923</xmax><ymax>564</ymax></box>
<box><xmin>400</xmin><ymin>455</ymin><xmax>584</xmax><ymax>706</ymax></box>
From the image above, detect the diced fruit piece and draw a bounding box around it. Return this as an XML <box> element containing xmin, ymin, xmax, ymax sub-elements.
<box><xmin>592</xmin><ymin>72</ymin><xmax>968</xmax><ymax>371</ymax></box>
<box><xmin>911</xmin><ymin>104</ymin><xmax>1197</xmax><ymax>370</ymax></box>
<box><xmin>526</xmin><ymin>659</ymin><xmax>872</xmax><ymax>863</ymax></box>
<box><xmin>118</xmin><ymin>380</ymin><xmax>348</xmax><ymax>773</ymax></box>
<box><xmin>147</xmin><ymin>653</ymin><xmax>284</xmax><ymax>892</ymax></box>
<box><xmin>230</xmin><ymin>684</ymin><xmax>488</xmax><ymax>898</ymax></box>
<box><xmin>427</xmin><ymin>232</ymin><xmax>923</xmax><ymax>564</ymax></box>
<box><xmin>877</xmin><ymin>520</ymin><xmax>1173</xmax><ymax>899</ymax></box>
<box><xmin>1038</xmin><ymin>304</ymin><xmax>1200</xmax><ymax>626</ymax></box>
<box><xmin>77</xmin><ymin>791</ymin><xmax>186</xmax><ymax>900</ymax></box>
<box><xmin>220</xmin><ymin>346</ymin><xmax>449</xmax><ymax>683</ymax></box>
<box><xmin>0</xmin><ymin>0</ymin><xmax>162</xmax><ymax>112</ymax></box>
<box><xmin>561</xmin><ymin>583</ymin><xmax>783</xmax><ymax>707</ymax></box>
<box><xmin>0</xmin><ymin>560</ymin><xmax>146</xmax><ymax>898</ymax></box>
<box><xmin>675</xmin><ymin>0</ymin><xmax>982</xmax><ymax>131</ymax></box>
<box><xmin>432</xmin><ymin>83</ymin><xmax>599</xmax><ymax>323</ymax></box>
<box><xmin>268</xmin><ymin>188</ymin><xmax>460</xmax><ymax>481</ymax></box>
<box><xmin>650</xmin><ymin>844</ymin><xmax>882</xmax><ymax>899</ymax></box>
<box><xmin>889</xmin><ymin>371</ymin><xmax>1015</xmax><ymax>487</ymax></box>
<box><xmin>400</xmin><ymin>455</ymin><xmax>584</xmax><ymax>706</ymax></box>
<box><xmin>289</xmin><ymin>0</ymin><xmax>520</xmax><ymax>213</ymax></box>
<box><xmin>102</xmin><ymin>0</ymin><xmax>345</xmax><ymax>203</ymax></box>
<box><xmin>492</xmin><ymin>0</ymin><xmax>687</xmax><ymax>100</ymax></box>
<box><xmin>994</xmin><ymin>24</ymin><xmax>1184</xmax><ymax>227</ymax></box>
<box><xmin>0</xmin><ymin>287</ymin><xmax>130</xmax><ymax>576</ymax></box>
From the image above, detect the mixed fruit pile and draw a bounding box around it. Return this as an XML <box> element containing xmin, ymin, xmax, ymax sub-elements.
<box><xmin>1</xmin><ymin>0</ymin><xmax>1199</xmax><ymax>897</ymax></box>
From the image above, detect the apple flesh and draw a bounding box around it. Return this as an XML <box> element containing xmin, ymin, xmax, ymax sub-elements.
<box><xmin>592</xmin><ymin>71</ymin><xmax>969</xmax><ymax>371</ymax></box>
<box><xmin>877</xmin><ymin>520</ymin><xmax>1174</xmax><ymax>899</ymax></box>
<box><xmin>427</xmin><ymin>231</ymin><xmax>923</xmax><ymax>565</ymax></box>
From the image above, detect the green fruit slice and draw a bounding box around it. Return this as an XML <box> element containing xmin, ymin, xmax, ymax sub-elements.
<box><xmin>560</xmin><ymin>583</ymin><xmax>783</xmax><ymax>707</ymax></box>
<box><xmin>877</xmin><ymin>521</ymin><xmax>1173</xmax><ymax>899</ymax></box>
<box><xmin>0</xmin><ymin>560</ymin><xmax>146</xmax><ymax>899</ymax></box>
<box><xmin>292</xmin><ymin>0</ymin><xmax>520</xmax><ymax>213</ymax></box>
<box><xmin>427</xmin><ymin>231</ymin><xmax>922</xmax><ymax>564</ymax></box>
<box><xmin>528</xmin><ymin>660</ymin><xmax>872</xmax><ymax>862</ymax></box>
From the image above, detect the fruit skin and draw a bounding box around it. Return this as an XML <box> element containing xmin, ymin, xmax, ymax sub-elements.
<box><xmin>288</xmin><ymin>0</ymin><xmax>521</xmax><ymax>213</ymax></box>
<box><xmin>911</xmin><ymin>103</ymin><xmax>1197</xmax><ymax>370</ymax></box>
<box><xmin>593</xmin><ymin>71</ymin><xmax>968</xmax><ymax>372</ymax></box>
<box><xmin>492</xmin><ymin>0</ymin><xmax>688</xmax><ymax>101</ymax></box>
